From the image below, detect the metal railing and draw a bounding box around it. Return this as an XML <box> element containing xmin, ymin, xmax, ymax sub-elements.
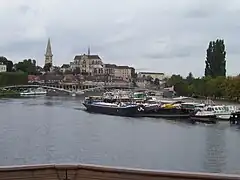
<box><xmin>0</xmin><ymin>163</ymin><xmax>239</xmax><ymax>180</ymax></box>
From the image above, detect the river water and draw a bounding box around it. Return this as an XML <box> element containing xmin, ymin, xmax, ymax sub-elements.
<box><xmin>0</xmin><ymin>96</ymin><xmax>240</xmax><ymax>174</ymax></box>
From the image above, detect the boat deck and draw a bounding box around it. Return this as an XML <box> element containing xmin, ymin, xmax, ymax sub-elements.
<box><xmin>0</xmin><ymin>164</ymin><xmax>239</xmax><ymax>180</ymax></box>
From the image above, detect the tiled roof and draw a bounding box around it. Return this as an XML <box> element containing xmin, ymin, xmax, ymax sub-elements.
<box><xmin>74</xmin><ymin>54</ymin><xmax>101</xmax><ymax>60</ymax></box>
<box><xmin>61</xmin><ymin>64</ymin><xmax>70</xmax><ymax>68</ymax></box>
<box><xmin>115</xmin><ymin>66</ymin><xmax>131</xmax><ymax>69</ymax></box>
<box><xmin>104</xmin><ymin>64</ymin><xmax>133</xmax><ymax>69</ymax></box>
<box><xmin>104</xmin><ymin>64</ymin><xmax>117</xmax><ymax>68</ymax></box>
<box><xmin>40</xmin><ymin>73</ymin><xmax>64</xmax><ymax>81</ymax></box>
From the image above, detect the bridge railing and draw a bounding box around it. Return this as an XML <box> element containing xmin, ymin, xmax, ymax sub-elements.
<box><xmin>0</xmin><ymin>164</ymin><xmax>239</xmax><ymax>180</ymax></box>
<box><xmin>83</xmin><ymin>81</ymin><xmax>131</xmax><ymax>86</ymax></box>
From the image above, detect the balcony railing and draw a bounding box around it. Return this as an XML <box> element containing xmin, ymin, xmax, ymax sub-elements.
<box><xmin>0</xmin><ymin>163</ymin><xmax>239</xmax><ymax>180</ymax></box>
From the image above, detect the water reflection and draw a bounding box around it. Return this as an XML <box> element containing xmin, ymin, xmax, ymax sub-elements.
<box><xmin>203</xmin><ymin>126</ymin><xmax>227</xmax><ymax>173</ymax></box>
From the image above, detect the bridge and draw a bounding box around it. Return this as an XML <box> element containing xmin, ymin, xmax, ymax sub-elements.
<box><xmin>0</xmin><ymin>163</ymin><xmax>239</xmax><ymax>180</ymax></box>
<box><xmin>1</xmin><ymin>85</ymin><xmax>73</xmax><ymax>94</ymax></box>
<box><xmin>0</xmin><ymin>83</ymin><xmax>135</xmax><ymax>95</ymax></box>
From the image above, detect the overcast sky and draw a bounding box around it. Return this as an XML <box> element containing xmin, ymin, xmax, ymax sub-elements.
<box><xmin>0</xmin><ymin>0</ymin><xmax>239</xmax><ymax>77</ymax></box>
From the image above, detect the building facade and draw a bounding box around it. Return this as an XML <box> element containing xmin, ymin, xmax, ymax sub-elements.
<box><xmin>0</xmin><ymin>62</ymin><xmax>7</xmax><ymax>72</ymax></box>
<box><xmin>60</xmin><ymin>64</ymin><xmax>71</xmax><ymax>73</ymax></box>
<box><xmin>71</xmin><ymin>47</ymin><xmax>104</xmax><ymax>76</ymax></box>
<box><xmin>114</xmin><ymin>66</ymin><xmax>133</xmax><ymax>81</ymax></box>
<box><xmin>104</xmin><ymin>64</ymin><xmax>134</xmax><ymax>81</ymax></box>
<box><xmin>138</xmin><ymin>72</ymin><xmax>165</xmax><ymax>80</ymax></box>
<box><xmin>72</xmin><ymin>54</ymin><xmax>104</xmax><ymax>75</ymax></box>
<box><xmin>45</xmin><ymin>38</ymin><xmax>53</xmax><ymax>65</ymax></box>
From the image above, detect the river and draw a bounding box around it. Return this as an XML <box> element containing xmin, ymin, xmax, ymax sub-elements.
<box><xmin>0</xmin><ymin>96</ymin><xmax>240</xmax><ymax>174</ymax></box>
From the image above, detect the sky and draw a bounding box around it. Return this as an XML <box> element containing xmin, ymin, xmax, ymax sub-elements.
<box><xmin>0</xmin><ymin>0</ymin><xmax>240</xmax><ymax>77</ymax></box>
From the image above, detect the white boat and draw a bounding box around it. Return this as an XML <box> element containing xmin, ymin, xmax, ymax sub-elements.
<box><xmin>71</xmin><ymin>90</ymin><xmax>84</xmax><ymax>97</ymax></box>
<box><xmin>204</xmin><ymin>105</ymin><xmax>238</xmax><ymax>120</ymax></box>
<box><xmin>20</xmin><ymin>88</ymin><xmax>47</xmax><ymax>96</ymax></box>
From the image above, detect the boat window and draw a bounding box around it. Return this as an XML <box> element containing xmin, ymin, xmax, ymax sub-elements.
<box><xmin>207</xmin><ymin>107</ymin><xmax>212</xmax><ymax>111</ymax></box>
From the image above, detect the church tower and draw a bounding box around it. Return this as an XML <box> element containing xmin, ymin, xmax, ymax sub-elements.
<box><xmin>45</xmin><ymin>38</ymin><xmax>53</xmax><ymax>65</ymax></box>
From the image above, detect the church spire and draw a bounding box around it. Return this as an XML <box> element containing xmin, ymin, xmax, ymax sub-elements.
<box><xmin>45</xmin><ymin>38</ymin><xmax>53</xmax><ymax>65</ymax></box>
<box><xmin>88</xmin><ymin>46</ymin><xmax>90</xmax><ymax>56</ymax></box>
<box><xmin>46</xmin><ymin>38</ymin><xmax>52</xmax><ymax>56</ymax></box>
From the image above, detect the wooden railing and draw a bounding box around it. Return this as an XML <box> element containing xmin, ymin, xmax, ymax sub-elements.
<box><xmin>0</xmin><ymin>164</ymin><xmax>240</xmax><ymax>180</ymax></box>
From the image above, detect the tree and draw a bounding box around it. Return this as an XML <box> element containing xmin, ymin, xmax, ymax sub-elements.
<box><xmin>43</xmin><ymin>63</ymin><xmax>52</xmax><ymax>72</ymax></box>
<box><xmin>186</xmin><ymin>72</ymin><xmax>194</xmax><ymax>84</ymax></box>
<box><xmin>166</xmin><ymin>74</ymin><xmax>189</xmax><ymax>96</ymax></box>
<box><xmin>15</xmin><ymin>59</ymin><xmax>37</xmax><ymax>74</ymax></box>
<box><xmin>205</xmin><ymin>39</ymin><xmax>226</xmax><ymax>77</ymax></box>
<box><xmin>153</xmin><ymin>78</ymin><xmax>160</xmax><ymax>86</ymax></box>
<box><xmin>0</xmin><ymin>56</ymin><xmax>13</xmax><ymax>72</ymax></box>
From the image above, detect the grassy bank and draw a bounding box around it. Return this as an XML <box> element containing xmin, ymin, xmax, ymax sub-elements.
<box><xmin>0</xmin><ymin>89</ymin><xmax>20</xmax><ymax>98</ymax></box>
<box><xmin>0</xmin><ymin>72</ymin><xmax>28</xmax><ymax>87</ymax></box>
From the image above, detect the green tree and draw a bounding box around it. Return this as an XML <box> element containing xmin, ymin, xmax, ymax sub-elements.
<box><xmin>166</xmin><ymin>74</ymin><xmax>189</xmax><ymax>96</ymax></box>
<box><xmin>15</xmin><ymin>59</ymin><xmax>37</xmax><ymax>74</ymax></box>
<box><xmin>0</xmin><ymin>56</ymin><xmax>13</xmax><ymax>72</ymax></box>
<box><xmin>186</xmin><ymin>72</ymin><xmax>194</xmax><ymax>84</ymax></box>
<box><xmin>205</xmin><ymin>39</ymin><xmax>226</xmax><ymax>77</ymax></box>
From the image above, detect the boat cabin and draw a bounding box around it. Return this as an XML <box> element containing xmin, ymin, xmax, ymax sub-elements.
<box><xmin>205</xmin><ymin>105</ymin><xmax>228</xmax><ymax>114</ymax></box>
<box><xmin>181</xmin><ymin>102</ymin><xmax>205</xmax><ymax>110</ymax></box>
<box><xmin>133</xmin><ymin>92</ymin><xmax>146</xmax><ymax>99</ymax></box>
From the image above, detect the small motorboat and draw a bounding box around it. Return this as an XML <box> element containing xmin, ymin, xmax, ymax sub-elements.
<box><xmin>190</xmin><ymin>110</ymin><xmax>217</xmax><ymax>124</ymax></box>
<box><xmin>20</xmin><ymin>88</ymin><xmax>47</xmax><ymax>96</ymax></box>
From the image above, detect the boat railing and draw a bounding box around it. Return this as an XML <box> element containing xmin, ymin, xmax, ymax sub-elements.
<box><xmin>0</xmin><ymin>163</ymin><xmax>239</xmax><ymax>180</ymax></box>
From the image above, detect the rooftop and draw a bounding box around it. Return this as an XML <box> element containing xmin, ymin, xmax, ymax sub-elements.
<box><xmin>139</xmin><ymin>72</ymin><xmax>164</xmax><ymax>75</ymax></box>
<box><xmin>104</xmin><ymin>64</ymin><xmax>133</xmax><ymax>69</ymax></box>
<box><xmin>74</xmin><ymin>54</ymin><xmax>101</xmax><ymax>60</ymax></box>
<box><xmin>61</xmin><ymin>64</ymin><xmax>70</xmax><ymax>68</ymax></box>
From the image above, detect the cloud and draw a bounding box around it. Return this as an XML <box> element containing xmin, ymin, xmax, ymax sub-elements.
<box><xmin>0</xmin><ymin>0</ymin><xmax>240</xmax><ymax>77</ymax></box>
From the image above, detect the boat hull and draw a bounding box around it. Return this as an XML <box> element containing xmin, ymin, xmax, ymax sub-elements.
<box><xmin>190</xmin><ymin>115</ymin><xmax>217</xmax><ymax>124</ymax></box>
<box><xmin>136</xmin><ymin>107</ymin><xmax>191</xmax><ymax>119</ymax></box>
<box><xmin>83</xmin><ymin>103</ymin><xmax>139</xmax><ymax>117</ymax></box>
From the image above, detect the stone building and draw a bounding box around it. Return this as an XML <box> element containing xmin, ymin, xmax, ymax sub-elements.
<box><xmin>0</xmin><ymin>62</ymin><xmax>7</xmax><ymax>72</ymax></box>
<box><xmin>104</xmin><ymin>64</ymin><xmax>134</xmax><ymax>81</ymax></box>
<box><xmin>138</xmin><ymin>72</ymin><xmax>165</xmax><ymax>81</ymax></box>
<box><xmin>71</xmin><ymin>47</ymin><xmax>104</xmax><ymax>76</ymax></box>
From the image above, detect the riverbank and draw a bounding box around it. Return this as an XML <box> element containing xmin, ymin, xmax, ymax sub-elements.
<box><xmin>0</xmin><ymin>72</ymin><xmax>28</xmax><ymax>87</ymax></box>
<box><xmin>0</xmin><ymin>89</ymin><xmax>20</xmax><ymax>98</ymax></box>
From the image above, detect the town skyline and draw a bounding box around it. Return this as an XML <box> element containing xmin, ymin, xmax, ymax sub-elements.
<box><xmin>1</xmin><ymin>0</ymin><xmax>240</xmax><ymax>77</ymax></box>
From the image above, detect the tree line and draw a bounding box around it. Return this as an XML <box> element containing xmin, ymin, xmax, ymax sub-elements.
<box><xmin>166</xmin><ymin>39</ymin><xmax>240</xmax><ymax>101</ymax></box>
<box><xmin>0</xmin><ymin>56</ymin><xmax>42</xmax><ymax>75</ymax></box>
<box><xmin>166</xmin><ymin>74</ymin><xmax>240</xmax><ymax>101</ymax></box>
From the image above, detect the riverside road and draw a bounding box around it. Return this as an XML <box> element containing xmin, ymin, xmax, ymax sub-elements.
<box><xmin>0</xmin><ymin>96</ymin><xmax>240</xmax><ymax>174</ymax></box>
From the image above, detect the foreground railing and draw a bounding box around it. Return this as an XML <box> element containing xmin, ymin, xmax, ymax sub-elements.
<box><xmin>0</xmin><ymin>164</ymin><xmax>239</xmax><ymax>180</ymax></box>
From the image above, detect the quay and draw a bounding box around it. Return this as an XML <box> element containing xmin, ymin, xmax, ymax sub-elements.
<box><xmin>0</xmin><ymin>164</ymin><xmax>239</xmax><ymax>180</ymax></box>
